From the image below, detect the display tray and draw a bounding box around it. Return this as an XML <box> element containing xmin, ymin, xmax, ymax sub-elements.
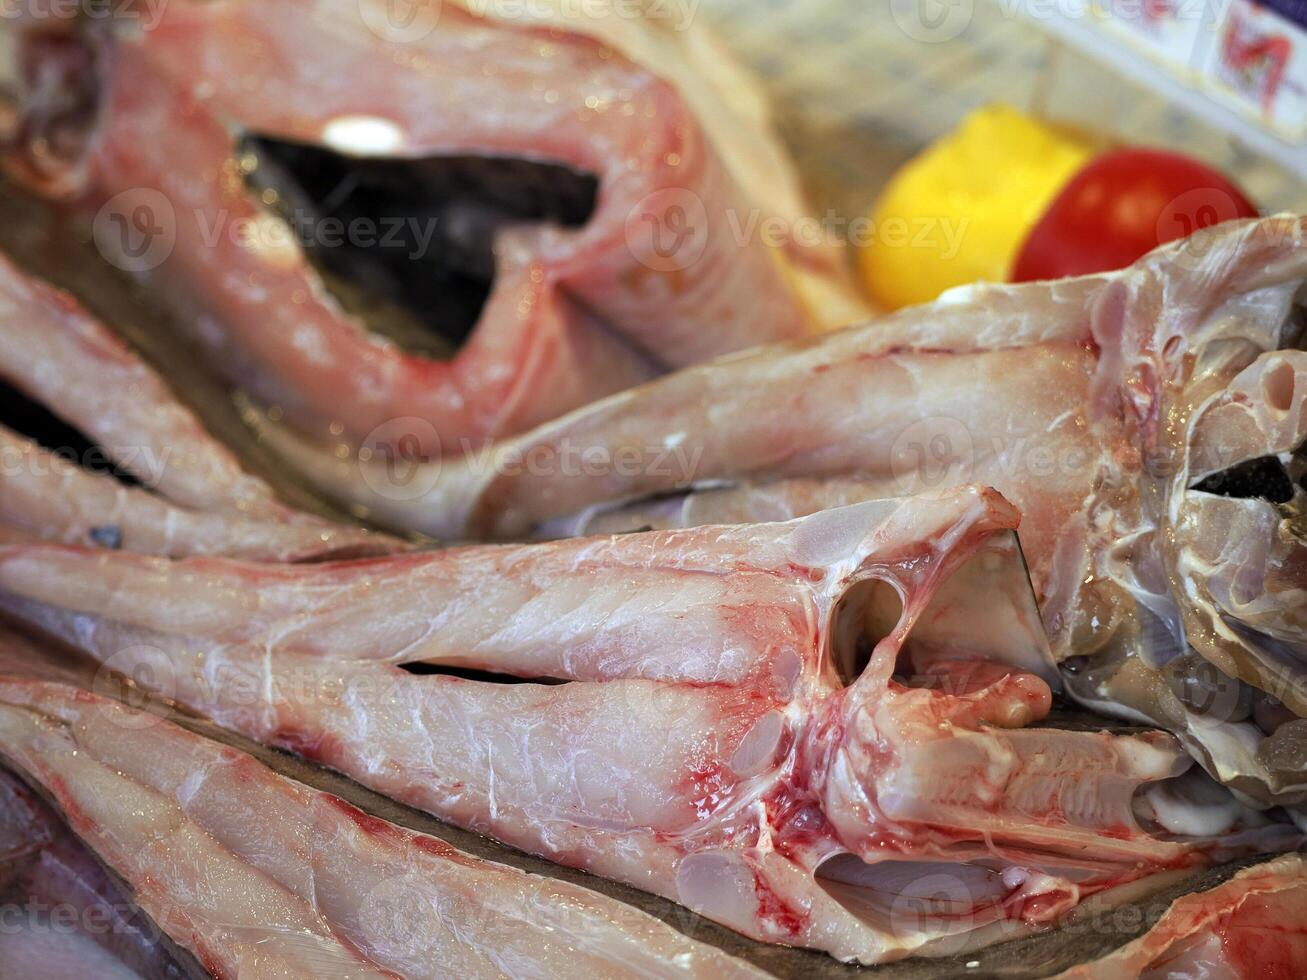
<box><xmin>0</xmin><ymin>4</ymin><xmax>1297</xmax><ymax>972</ymax></box>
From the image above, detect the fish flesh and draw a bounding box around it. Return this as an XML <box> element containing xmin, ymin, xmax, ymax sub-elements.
<box><xmin>0</xmin><ymin>765</ymin><xmax>201</xmax><ymax>979</ymax></box>
<box><xmin>0</xmin><ymin>488</ymin><xmax>1297</xmax><ymax>964</ymax></box>
<box><xmin>3</xmin><ymin>635</ymin><xmax>1301</xmax><ymax>980</ymax></box>
<box><xmin>2</xmin><ymin>0</ymin><xmax>864</xmax><ymax>461</ymax></box>
<box><xmin>273</xmin><ymin>215</ymin><xmax>1307</xmax><ymax>806</ymax></box>
<box><xmin>1053</xmin><ymin>852</ymin><xmax>1307</xmax><ymax>979</ymax></box>
<box><xmin>0</xmin><ymin>250</ymin><xmax>393</xmax><ymax>559</ymax></box>
<box><xmin>0</xmin><ymin>666</ymin><xmax>770</xmax><ymax>979</ymax></box>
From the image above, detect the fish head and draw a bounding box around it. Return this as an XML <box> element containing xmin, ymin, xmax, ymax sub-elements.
<box><xmin>0</xmin><ymin>1</ymin><xmax>611</xmax><ymax>458</ymax></box>
<box><xmin>1177</xmin><ymin>349</ymin><xmax>1306</xmax><ymax>681</ymax></box>
<box><xmin>809</xmin><ymin>521</ymin><xmax>1062</xmax><ymax>853</ymax></box>
<box><xmin>1065</xmin><ymin>219</ymin><xmax>1307</xmax><ymax>805</ymax></box>
<box><xmin>796</xmin><ymin>525</ymin><xmax>1268</xmax><ymax>956</ymax></box>
<box><xmin>1160</xmin><ymin>348</ymin><xmax>1307</xmax><ymax>803</ymax></box>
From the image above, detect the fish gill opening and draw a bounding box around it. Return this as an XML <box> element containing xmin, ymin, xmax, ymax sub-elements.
<box><xmin>828</xmin><ymin>576</ymin><xmax>905</xmax><ymax>688</ymax></box>
<box><xmin>828</xmin><ymin>533</ymin><xmax>1055</xmax><ymax>694</ymax></box>
<box><xmin>1190</xmin><ymin>450</ymin><xmax>1303</xmax><ymax>504</ymax></box>
<box><xmin>0</xmin><ymin>377</ymin><xmax>139</xmax><ymax>489</ymax></box>
<box><xmin>238</xmin><ymin>136</ymin><xmax>599</xmax><ymax>359</ymax></box>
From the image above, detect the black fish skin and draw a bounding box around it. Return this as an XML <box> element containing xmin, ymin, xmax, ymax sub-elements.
<box><xmin>88</xmin><ymin>524</ymin><xmax>123</xmax><ymax>549</ymax></box>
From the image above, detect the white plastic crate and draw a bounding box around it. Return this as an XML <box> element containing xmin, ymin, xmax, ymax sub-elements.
<box><xmin>700</xmin><ymin>0</ymin><xmax>1304</xmax><ymax>216</ymax></box>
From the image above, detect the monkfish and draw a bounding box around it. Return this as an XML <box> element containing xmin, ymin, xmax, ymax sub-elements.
<box><xmin>0</xmin><ymin>635</ymin><xmax>768</xmax><ymax>978</ymax></box>
<box><xmin>0</xmin><ymin>250</ymin><xmax>393</xmax><ymax>559</ymax></box>
<box><xmin>1</xmin><ymin>0</ymin><xmax>864</xmax><ymax>460</ymax></box>
<box><xmin>0</xmin><ymin>489</ymin><xmax>1296</xmax><ymax>963</ymax></box>
<box><xmin>272</xmin><ymin>215</ymin><xmax>1307</xmax><ymax>807</ymax></box>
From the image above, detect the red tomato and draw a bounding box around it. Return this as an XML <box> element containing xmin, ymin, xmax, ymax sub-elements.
<box><xmin>1011</xmin><ymin>148</ymin><xmax>1258</xmax><ymax>281</ymax></box>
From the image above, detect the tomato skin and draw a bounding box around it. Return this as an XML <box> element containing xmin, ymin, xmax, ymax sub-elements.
<box><xmin>1010</xmin><ymin>148</ymin><xmax>1258</xmax><ymax>281</ymax></box>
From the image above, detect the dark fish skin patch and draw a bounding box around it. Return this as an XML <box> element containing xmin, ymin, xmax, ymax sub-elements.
<box><xmin>88</xmin><ymin>524</ymin><xmax>123</xmax><ymax>549</ymax></box>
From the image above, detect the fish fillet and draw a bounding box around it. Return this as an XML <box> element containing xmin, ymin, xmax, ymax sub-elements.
<box><xmin>2</xmin><ymin>0</ymin><xmax>865</xmax><ymax>459</ymax></box>
<box><xmin>0</xmin><ymin>251</ymin><xmax>394</xmax><ymax>559</ymax></box>
<box><xmin>276</xmin><ymin>215</ymin><xmax>1307</xmax><ymax>804</ymax></box>
<box><xmin>0</xmin><ymin>670</ymin><xmax>767</xmax><ymax>979</ymax></box>
<box><xmin>0</xmin><ymin>489</ymin><xmax>1295</xmax><ymax>963</ymax></box>
<box><xmin>1054</xmin><ymin>853</ymin><xmax>1307</xmax><ymax>979</ymax></box>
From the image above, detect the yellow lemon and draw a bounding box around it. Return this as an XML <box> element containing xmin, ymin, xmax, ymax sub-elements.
<box><xmin>859</xmin><ymin>104</ymin><xmax>1092</xmax><ymax>310</ymax></box>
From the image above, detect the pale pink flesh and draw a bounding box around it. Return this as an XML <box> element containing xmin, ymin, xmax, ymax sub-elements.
<box><xmin>0</xmin><ymin>251</ymin><xmax>395</xmax><ymax>559</ymax></box>
<box><xmin>0</xmin><ymin>488</ymin><xmax>1294</xmax><ymax>963</ymax></box>
<box><xmin>264</xmin><ymin>217</ymin><xmax>1307</xmax><ymax>802</ymax></box>
<box><xmin>1054</xmin><ymin>853</ymin><xmax>1307</xmax><ymax>979</ymax></box>
<box><xmin>0</xmin><ymin>674</ymin><xmax>769</xmax><ymax>980</ymax></box>
<box><xmin>10</xmin><ymin>0</ymin><xmax>856</xmax><ymax>456</ymax></box>
<box><xmin>294</xmin><ymin>215</ymin><xmax>1302</xmax><ymax>643</ymax></box>
<box><xmin>0</xmin><ymin>766</ymin><xmax>193</xmax><ymax>979</ymax></box>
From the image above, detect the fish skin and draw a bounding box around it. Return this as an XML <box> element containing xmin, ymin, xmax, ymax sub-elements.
<box><xmin>0</xmin><ymin>488</ymin><xmax>1296</xmax><ymax>964</ymax></box>
<box><xmin>0</xmin><ymin>670</ymin><xmax>771</xmax><ymax>980</ymax></box>
<box><xmin>0</xmin><ymin>250</ymin><xmax>399</xmax><ymax>559</ymax></box>
<box><xmin>273</xmin><ymin>215</ymin><xmax>1307</xmax><ymax>804</ymax></box>
<box><xmin>4</xmin><ymin>0</ymin><xmax>863</xmax><ymax>459</ymax></box>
